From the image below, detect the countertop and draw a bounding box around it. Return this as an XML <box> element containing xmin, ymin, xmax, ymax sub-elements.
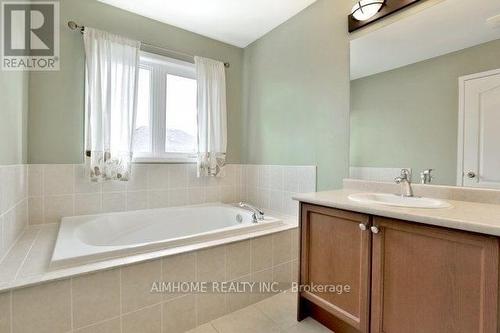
<box><xmin>293</xmin><ymin>189</ymin><xmax>500</xmax><ymax>237</ymax></box>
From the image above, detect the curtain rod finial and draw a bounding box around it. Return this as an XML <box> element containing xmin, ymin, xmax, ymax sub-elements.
<box><xmin>68</xmin><ymin>21</ymin><xmax>84</xmax><ymax>33</ymax></box>
<box><xmin>68</xmin><ymin>21</ymin><xmax>78</xmax><ymax>30</ymax></box>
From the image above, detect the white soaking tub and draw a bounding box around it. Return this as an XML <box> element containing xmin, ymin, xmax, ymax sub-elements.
<box><xmin>51</xmin><ymin>203</ymin><xmax>283</xmax><ymax>268</ymax></box>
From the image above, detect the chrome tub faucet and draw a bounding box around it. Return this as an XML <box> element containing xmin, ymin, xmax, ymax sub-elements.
<box><xmin>238</xmin><ymin>202</ymin><xmax>264</xmax><ymax>223</ymax></box>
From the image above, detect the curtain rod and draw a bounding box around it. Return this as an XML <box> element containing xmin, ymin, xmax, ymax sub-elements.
<box><xmin>67</xmin><ymin>21</ymin><xmax>230</xmax><ymax>68</ymax></box>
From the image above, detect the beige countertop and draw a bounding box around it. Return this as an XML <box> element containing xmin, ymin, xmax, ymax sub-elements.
<box><xmin>294</xmin><ymin>189</ymin><xmax>500</xmax><ymax>237</ymax></box>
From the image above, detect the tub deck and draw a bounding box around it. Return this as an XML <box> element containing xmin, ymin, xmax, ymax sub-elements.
<box><xmin>0</xmin><ymin>210</ymin><xmax>296</xmax><ymax>293</ymax></box>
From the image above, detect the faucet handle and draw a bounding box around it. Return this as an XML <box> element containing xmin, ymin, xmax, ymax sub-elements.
<box><xmin>400</xmin><ymin>168</ymin><xmax>411</xmax><ymax>178</ymax></box>
<box><xmin>420</xmin><ymin>169</ymin><xmax>434</xmax><ymax>184</ymax></box>
<box><xmin>395</xmin><ymin>169</ymin><xmax>411</xmax><ymax>183</ymax></box>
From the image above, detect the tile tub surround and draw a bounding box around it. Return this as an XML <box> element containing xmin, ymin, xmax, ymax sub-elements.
<box><xmin>0</xmin><ymin>215</ymin><xmax>296</xmax><ymax>292</ymax></box>
<box><xmin>240</xmin><ymin>165</ymin><xmax>317</xmax><ymax>217</ymax></box>
<box><xmin>0</xmin><ymin>165</ymin><xmax>28</xmax><ymax>263</ymax></box>
<box><xmin>0</xmin><ymin>228</ymin><xmax>299</xmax><ymax>333</ymax></box>
<box><xmin>27</xmin><ymin>164</ymin><xmax>316</xmax><ymax>225</ymax></box>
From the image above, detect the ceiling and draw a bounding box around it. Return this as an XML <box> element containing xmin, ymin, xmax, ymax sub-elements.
<box><xmin>97</xmin><ymin>0</ymin><xmax>317</xmax><ymax>48</ymax></box>
<box><xmin>351</xmin><ymin>0</ymin><xmax>500</xmax><ymax>80</ymax></box>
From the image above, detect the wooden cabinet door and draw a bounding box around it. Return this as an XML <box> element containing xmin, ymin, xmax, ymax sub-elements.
<box><xmin>371</xmin><ymin>217</ymin><xmax>499</xmax><ymax>333</ymax></box>
<box><xmin>299</xmin><ymin>204</ymin><xmax>371</xmax><ymax>333</ymax></box>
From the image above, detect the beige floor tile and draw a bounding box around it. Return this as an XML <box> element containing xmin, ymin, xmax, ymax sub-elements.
<box><xmin>255</xmin><ymin>291</ymin><xmax>297</xmax><ymax>327</ymax></box>
<box><xmin>72</xmin><ymin>269</ymin><xmax>120</xmax><ymax>328</ymax></box>
<box><xmin>121</xmin><ymin>260</ymin><xmax>162</xmax><ymax>313</ymax></box>
<box><xmin>0</xmin><ymin>292</ymin><xmax>11</xmax><ymax>333</ymax></box>
<box><xmin>12</xmin><ymin>279</ymin><xmax>71</xmax><ymax>333</ymax></box>
<box><xmin>226</xmin><ymin>240</ymin><xmax>251</xmax><ymax>280</ymax></box>
<box><xmin>122</xmin><ymin>304</ymin><xmax>161</xmax><ymax>333</ymax></box>
<box><xmin>74</xmin><ymin>318</ymin><xmax>121</xmax><ymax>333</ymax></box>
<box><xmin>186</xmin><ymin>323</ymin><xmax>218</xmax><ymax>333</ymax></box>
<box><xmin>162</xmin><ymin>295</ymin><xmax>196</xmax><ymax>333</ymax></box>
<box><xmin>211</xmin><ymin>305</ymin><xmax>280</xmax><ymax>333</ymax></box>
<box><xmin>187</xmin><ymin>291</ymin><xmax>330</xmax><ymax>333</ymax></box>
<box><xmin>283</xmin><ymin>317</ymin><xmax>332</xmax><ymax>333</ymax></box>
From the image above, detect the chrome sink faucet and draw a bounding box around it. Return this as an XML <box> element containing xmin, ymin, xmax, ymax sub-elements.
<box><xmin>239</xmin><ymin>202</ymin><xmax>264</xmax><ymax>223</ymax></box>
<box><xmin>394</xmin><ymin>169</ymin><xmax>413</xmax><ymax>197</ymax></box>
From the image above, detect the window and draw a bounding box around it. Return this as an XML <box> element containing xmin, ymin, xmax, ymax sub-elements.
<box><xmin>133</xmin><ymin>52</ymin><xmax>198</xmax><ymax>162</ymax></box>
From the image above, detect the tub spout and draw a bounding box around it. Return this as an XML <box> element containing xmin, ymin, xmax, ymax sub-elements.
<box><xmin>238</xmin><ymin>202</ymin><xmax>264</xmax><ymax>223</ymax></box>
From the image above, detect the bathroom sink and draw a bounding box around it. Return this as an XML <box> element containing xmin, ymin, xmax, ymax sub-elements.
<box><xmin>348</xmin><ymin>193</ymin><xmax>451</xmax><ymax>209</ymax></box>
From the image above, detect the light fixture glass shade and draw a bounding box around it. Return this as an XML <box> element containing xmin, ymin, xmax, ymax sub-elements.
<box><xmin>351</xmin><ymin>0</ymin><xmax>384</xmax><ymax>21</ymax></box>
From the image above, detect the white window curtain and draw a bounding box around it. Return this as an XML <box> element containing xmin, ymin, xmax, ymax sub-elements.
<box><xmin>83</xmin><ymin>27</ymin><xmax>141</xmax><ymax>181</ymax></box>
<box><xmin>194</xmin><ymin>56</ymin><xmax>227</xmax><ymax>177</ymax></box>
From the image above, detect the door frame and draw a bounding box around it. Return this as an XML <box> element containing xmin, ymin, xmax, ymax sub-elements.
<box><xmin>457</xmin><ymin>68</ymin><xmax>500</xmax><ymax>186</ymax></box>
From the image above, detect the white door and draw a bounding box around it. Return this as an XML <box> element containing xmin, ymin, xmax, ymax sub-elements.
<box><xmin>458</xmin><ymin>69</ymin><xmax>500</xmax><ymax>188</ymax></box>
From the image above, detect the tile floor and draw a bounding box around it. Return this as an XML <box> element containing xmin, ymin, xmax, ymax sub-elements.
<box><xmin>187</xmin><ymin>291</ymin><xmax>332</xmax><ymax>333</ymax></box>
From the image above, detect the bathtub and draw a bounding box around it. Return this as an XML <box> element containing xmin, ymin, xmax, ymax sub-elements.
<box><xmin>50</xmin><ymin>203</ymin><xmax>283</xmax><ymax>268</ymax></box>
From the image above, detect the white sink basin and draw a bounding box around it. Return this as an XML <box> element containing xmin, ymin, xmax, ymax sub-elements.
<box><xmin>348</xmin><ymin>193</ymin><xmax>451</xmax><ymax>209</ymax></box>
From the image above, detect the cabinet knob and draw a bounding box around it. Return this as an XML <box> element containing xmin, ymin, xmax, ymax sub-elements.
<box><xmin>359</xmin><ymin>223</ymin><xmax>368</xmax><ymax>231</ymax></box>
<box><xmin>371</xmin><ymin>226</ymin><xmax>380</xmax><ymax>234</ymax></box>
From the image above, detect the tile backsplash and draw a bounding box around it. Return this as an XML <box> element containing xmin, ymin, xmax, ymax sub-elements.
<box><xmin>240</xmin><ymin>165</ymin><xmax>316</xmax><ymax>217</ymax></box>
<box><xmin>0</xmin><ymin>165</ymin><xmax>28</xmax><ymax>262</ymax></box>
<box><xmin>27</xmin><ymin>164</ymin><xmax>316</xmax><ymax>225</ymax></box>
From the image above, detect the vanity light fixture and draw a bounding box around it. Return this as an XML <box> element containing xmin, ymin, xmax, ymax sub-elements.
<box><xmin>351</xmin><ymin>0</ymin><xmax>386</xmax><ymax>21</ymax></box>
<box><xmin>348</xmin><ymin>0</ymin><xmax>423</xmax><ymax>33</ymax></box>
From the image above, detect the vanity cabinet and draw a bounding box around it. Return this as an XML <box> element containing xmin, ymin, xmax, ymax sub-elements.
<box><xmin>298</xmin><ymin>203</ymin><xmax>499</xmax><ymax>333</ymax></box>
<box><xmin>298</xmin><ymin>204</ymin><xmax>371</xmax><ymax>332</ymax></box>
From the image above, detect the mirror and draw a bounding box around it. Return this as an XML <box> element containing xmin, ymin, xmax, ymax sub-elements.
<box><xmin>349</xmin><ymin>0</ymin><xmax>500</xmax><ymax>188</ymax></box>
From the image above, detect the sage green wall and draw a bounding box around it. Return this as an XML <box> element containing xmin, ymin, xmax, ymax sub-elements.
<box><xmin>28</xmin><ymin>0</ymin><xmax>243</xmax><ymax>164</ymax></box>
<box><xmin>241</xmin><ymin>0</ymin><xmax>351</xmax><ymax>190</ymax></box>
<box><xmin>350</xmin><ymin>38</ymin><xmax>500</xmax><ymax>185</ymax></box>
<box><xmin>0</xmin><ymin>71</ymin><xmax>28</xmax><ymax>165</ymax></box>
